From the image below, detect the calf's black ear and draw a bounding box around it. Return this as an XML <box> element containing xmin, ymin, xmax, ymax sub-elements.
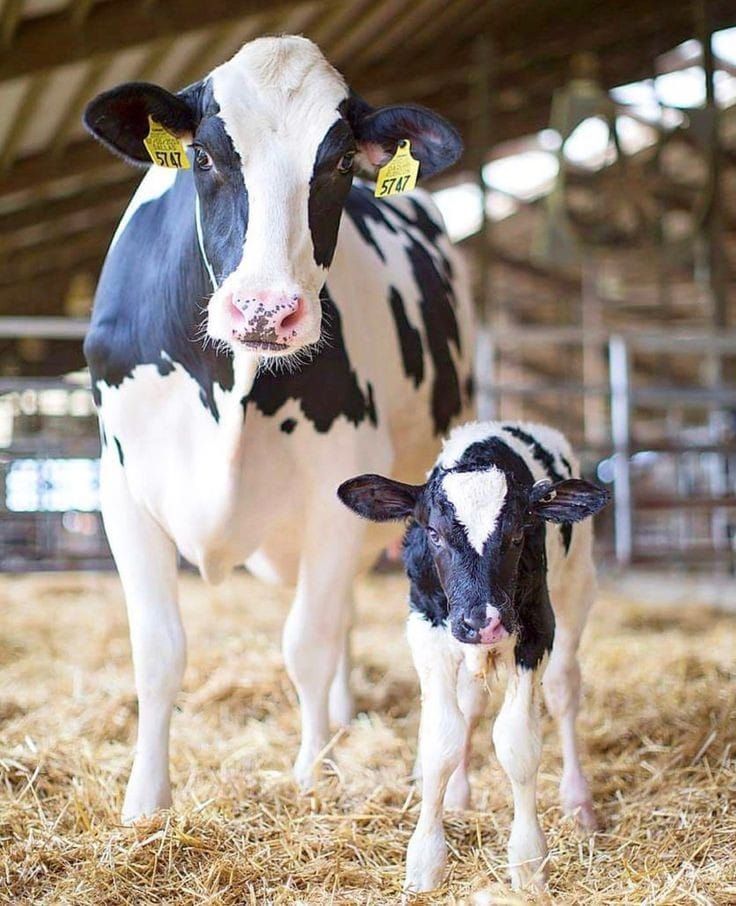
<box><xmin>530</xmin><ymin>478</ymin><xmax>610</xmax><ymax>524</ymax></box>
<box><xmin>84</xmin><ymin>82</ymin><xmax>197</xmax><ymax>166</ymax></box>
<box><xmin>345</xmin><ymin>93</ymin><xmax>462</xmax><ymax>179</ymax></box>
<box><xmin>337</xmin><ymin>474</ymin><xmax>423</xmax><ymax>522</ymax></box>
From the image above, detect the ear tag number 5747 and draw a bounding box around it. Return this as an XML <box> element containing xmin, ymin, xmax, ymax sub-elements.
<box><xmin>375</xmin><ymin>139</ymin><xmax>419</xmax><ymax>198</ymax></box>
<box><xmin>143</xmin><ymin>116</ymin><xmax>190</xmax><ymax>170</ymax></box>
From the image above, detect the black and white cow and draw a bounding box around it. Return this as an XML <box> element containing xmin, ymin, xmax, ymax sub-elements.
<box><xmin>82</xmin><ymin>36</ymin><xmax>474</xmax><ymax>822</ymax></box>
<box><xmin>338</xmin><ymin>420</ymin><xmax>610</xmax><ymax>892</ymax></box>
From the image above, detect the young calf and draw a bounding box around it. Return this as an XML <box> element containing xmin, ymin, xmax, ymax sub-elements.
<box><xmin>338</xmin><ymin>421</ymin><xmax>610</xmax><ymax>892</ymax></box>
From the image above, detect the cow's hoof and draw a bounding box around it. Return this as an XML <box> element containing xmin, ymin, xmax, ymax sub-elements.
<box><xmin>404</xmin><ymin>828</ymin><xmax>447</xmax><ymax>893</ymax></box>
<box><xmin>293</xmin><ymin>745</ymin><xmax>321</xmax><ymax>791</ymax></box>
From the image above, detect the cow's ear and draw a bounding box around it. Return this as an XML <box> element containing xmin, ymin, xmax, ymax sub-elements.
<box><xmin>529</xmin><ymin>478</ymin><xmax>611</xmax><ymax>524</ymax></box>
<box><xmin>337</xmin><ymin>473</ymin><xmax>423</xmax><ymax>522</ymax></box>
<box><xmin>345</xmin><ymin>93</ymin><xmax>462</xmax><ymax>179</ymax></box>
<box><xmin>84</xmin><ymin>82</ymin><xmax>197</xmax><ymax>166</ymax></box>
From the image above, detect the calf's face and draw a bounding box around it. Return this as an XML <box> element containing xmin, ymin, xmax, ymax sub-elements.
<box><xmin>84</xmin><ymin>36</ymin><xmax>461</xmax><ymax>360</ymax></box>
<box><xmin>338</xmin><ymin>469</ymin><xmax>609</xmax><ymax>646</ymax></box>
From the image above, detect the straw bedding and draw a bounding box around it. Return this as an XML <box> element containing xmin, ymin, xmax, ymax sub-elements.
<box><xmin>0</xmin><ymin>570</ymin><xmax>734</xmax><ymax>904</ymax></box>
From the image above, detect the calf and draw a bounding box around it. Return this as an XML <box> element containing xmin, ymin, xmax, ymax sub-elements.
<box><xmin>82</xmin><ymin>36</ymin><xmax>473</xmax><ymax>822</ymax></box>
<box><xmin>338</xmin><ymin>420</ymin><xmax>610</xmax><ymax>892</ymax></box>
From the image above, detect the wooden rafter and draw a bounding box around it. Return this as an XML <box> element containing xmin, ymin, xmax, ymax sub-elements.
<box><xmin>0</xmin><ymin>0</ymin><xmax>316</xmax><ymax>81</ymax></box>
<box><xmin>0</xmin><ymin>72</ymin><xmax>53</xmax><ymax>173</ymax></box>
<box><xmin>0</xmin><ymin>0</ymin><xmax>22</xmax><ymax>48</ymax></box>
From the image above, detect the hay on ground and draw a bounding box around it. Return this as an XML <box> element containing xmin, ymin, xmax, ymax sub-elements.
<box><xmin>0</xmin><ymin>570</ymin><xmax>734</xmax><ymax>904</ymax></box>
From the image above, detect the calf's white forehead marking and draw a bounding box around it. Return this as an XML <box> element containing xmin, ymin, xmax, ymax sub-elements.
<box><xmin>442</xmin><ymin>468</ymin><xmax>508</xmax><ymax>555</ymax></box>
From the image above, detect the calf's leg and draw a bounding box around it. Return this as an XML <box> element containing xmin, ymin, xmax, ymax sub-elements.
<box><xmin>492</xmin><ymin>664</ymin><xmax>548</xmax><ymax>891</ymax></box>
<box><xmin>444</xmin><ymin>661</ymin><xmax>486</xmax><ymax>810</ymax></box>
<box><xmin>404</xmin><ymin>615</ymin><xmax>464</xmax><ymax>893</ymax></box>
<box><xmin>100</xmin><ymin>458</ymin><xmax>184</xmax><ymax>823</ymax></box>
<box><xmin>328</xmin><ymin>593</ymin><xmax>354</xmax><ymax>728</ymax></box>
<box><xmin>544</xmin><ymin>567</ymin><xmax>597</xmax><ymax>829</ymax></box>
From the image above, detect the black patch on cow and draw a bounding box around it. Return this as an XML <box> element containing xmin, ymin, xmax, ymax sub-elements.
<box><xmin>404</xmin><ymin>519</ymin><xmax>449</xmax><ymax>627</ymax></box>
<box><xmin>464</xmin><ymin>373</ymin><xmax>474</xmax><ymax>401</ymax></box>
<box><xmin>513</xmin><ymin>520</ymin><xmax>556</xmax><ymax>669</ymax></box>
<box><xmin>346</xmin><ymin>185</ymin><xmax>461</xmax><ymax>434</ymax></box>
<box><xmin>388</xmin><ymin>286</ymin><xmax>423</xmax><ymax>387</ymax></box>
<box><xmin>502</xmin><ymin>424</ymin><xmax>573</xmax><ymax>554</ymax></box>
<box><xmin>114</xmin><ymin>437</ymin><xmax>125</xmax><ymax>466</ymax></box>
<box><xmin>344</xmin><ymin>183</ymin><xmax>396</xmax><ymax>262</ymax></box>
<box><xmin>245</xmin><ymin>287</ymin><xmax>378</xmax><ymax>432</ymax></box>
<box><xmin>100</xmin><ymin>423</ymin><xmax>107</xmax><ymax>447</ymax></box>
<box><xmin>309</xmin><ymin>118</ymin><xmax>356</xmax><ymax>268</ymax></box>
<box><xmin>84</xmin><ymin>169</ymin><xmax>235</xmax><ymax>421</ymax></box>
<box><xmin>280</xmin><ymin>418</ymin><xmax>297</xmax><ymax>434</ymax></box>
<box><xmin>560</xmin><ymin>453</ymin><xmax>573</xmax><ymax>477</ymax></box>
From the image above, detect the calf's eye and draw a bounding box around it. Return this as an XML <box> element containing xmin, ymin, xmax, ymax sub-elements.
<box><xmin>337</xmin><ymin>152</ymin><xmax>355</xmax><ymax>174</ymax></box>
<box><xmin>427</xmin><ymin>527</ymin><xmax>443</xmax><ymax>546</ymax></box>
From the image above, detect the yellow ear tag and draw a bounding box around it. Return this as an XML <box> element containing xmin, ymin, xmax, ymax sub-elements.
<box><xmin>143</xmin><ymin>116</ymin><xmax>190</xmax><ymax>169</ymax></box>
<box><xmin>374</xmin><ymin>139</ymin><xmax>419</xmax><ymax>197</ymax></box>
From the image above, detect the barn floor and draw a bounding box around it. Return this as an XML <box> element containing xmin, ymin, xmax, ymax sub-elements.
<box><xmin>0</xmin><ymin>571</ymin><xmax>734</xmax><ymax>905</ymax></box>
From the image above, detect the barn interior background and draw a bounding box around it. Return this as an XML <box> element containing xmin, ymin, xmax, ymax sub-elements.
<box><xmin>1</xmin><ymin>0</ymin><xmax>736</xmax><ymax>573</ymax></box>
<box><xmin>1</xmin><ymin>2</ymin><xmax>736</xmax><ymax>904</ymax></box>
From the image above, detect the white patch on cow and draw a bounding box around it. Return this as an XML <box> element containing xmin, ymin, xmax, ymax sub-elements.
<box><xmin>110</xmin><ymin>166</ymin><xmax>178</xmax><ymax>251</ymax></box>
<box><xmin>206</xmin><ymin>37</ymin><xmax>349</xmax><ymax>346</ymax></box>
<box><xmin>442</xmin><ymin>467</ymin><xmax>507</xmax><ymax>554</ymax></box>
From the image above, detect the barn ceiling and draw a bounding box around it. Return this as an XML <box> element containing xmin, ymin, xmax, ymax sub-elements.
<box><xmin>0</xmin><ymin>0</ymin><xmax>735</xmax><ymax>340</ymax></box>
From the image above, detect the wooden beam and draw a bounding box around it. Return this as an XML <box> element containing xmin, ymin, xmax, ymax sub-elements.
<box><xmin>0</xmin><ymin>73</ymin><xmax>52</xmax><ymax>173</ymax></box>
<box><xmin>0</xmin><ymin>139</ymin><xmax>127</xmax><ymax>198</ymax></box>
<box><xmin>0</xmin><ymin>231</ymin><xmax>110</xmax><ymax>287</ymax></box>
<box><xmin>0</xmin><ymin>199</ymin><xmax>125</xmax><ymax>253</ymax></box>
<box><xmin>0</xmin><ymin>177</ymin><xmax>137</xmax><ymax>235</ymax></box>
<box><xmin>0</xmin><ymin>0</ymin><xmax>23</xmax><ymax>48</ymax></box>
<box><xmin>0</xmin><ymin>0</ymin><xmax>315</xmax><ymax>81</ymax></box>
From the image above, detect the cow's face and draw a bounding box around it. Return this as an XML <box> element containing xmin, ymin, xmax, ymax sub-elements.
<box><xmin>84</xmin><ymin>36</ymin><xmax>462</xmax><ymax>360</ymax></box>
<box><xmin>337</xmin><ymin>470</ymin><xmax>609</xmax><ymax>645</ymax></box>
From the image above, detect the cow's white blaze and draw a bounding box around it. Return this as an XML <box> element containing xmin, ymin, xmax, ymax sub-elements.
<box><xmin>442</xmin><ymin>467</ymin><xmax>507</xmax><ymax>555</ymax></box>
<box><xmin>206</xmin><ymin>36</ymin><xmax>348</xmax><ymax>347</ymax></box>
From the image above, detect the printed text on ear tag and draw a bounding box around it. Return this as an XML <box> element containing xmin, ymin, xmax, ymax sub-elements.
<box><xmin>374</xmin><ymin>139</ymin><xmax>419</xmax><ymax>197</ymax></box>
<box><xmin>143</xmin><ymin>116</ymin><xmax>190</xmax><ymax>169</ymax></box>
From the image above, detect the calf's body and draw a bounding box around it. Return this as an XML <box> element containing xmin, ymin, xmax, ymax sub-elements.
<box><xmin>338</xmin><ymin>420</ymin><xmax>610</xmax><ymax>891</ymax></box>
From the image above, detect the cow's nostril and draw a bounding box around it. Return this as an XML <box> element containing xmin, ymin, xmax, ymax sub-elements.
<box><xmin>459</xmin><ymin>617</ymin><xmax>479</xmax><ymax>639</ymax></box>
<box><xmin>279</xmin><ymin>298</ymin><xmax>303</xmax><ymax>332</ymax></box>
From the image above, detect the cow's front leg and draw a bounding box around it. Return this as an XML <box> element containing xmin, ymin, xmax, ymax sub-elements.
<box><xmin>404</xmin><ymin>615</ymin><xmax>464</xmax><ymax>893</ymax></box>
<box><xmin>100</xmin><ymin>458</ymin><xmax>184</xmax><ymax>823</ymax></box>
<box><xmin>328</xmin><ymin>593</ymin><xmax>354</xmax><ymax>728</ymax></box>
<box><xmin>492</xmin><ymin>663</ymin><xmax>548</xmax><ymax>891</ymax></box>
<box><xmin>283</xmin><ymin>507</ymin><xmax>363</xmax><ymax>789</ymax></box>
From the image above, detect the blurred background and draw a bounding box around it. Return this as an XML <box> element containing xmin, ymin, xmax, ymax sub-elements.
<box><xmin>1</xmin><ymin>0</ymin><xmax>736</xmax><ymax>576</ymax></box>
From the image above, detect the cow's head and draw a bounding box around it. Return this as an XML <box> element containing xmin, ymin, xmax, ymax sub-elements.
<box><xmin>338</xmin><ymin>469</ymin><xmax>609</xmax><ymax>646</ymax></box>
<box><xmin>84</xmin><ymin>35</ymin><xmax>462</xmax><ymax>359</ymax></box>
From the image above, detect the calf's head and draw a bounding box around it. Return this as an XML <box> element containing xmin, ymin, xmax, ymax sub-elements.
<box><xmin>84</xmin><ymin>35</ymin><xmax>462</xmax><ymax>358</ymax></box>
<box><xmin>338</xmin><ymin>468</ymin><xmax>609</xmax><ymax>646</ymax></box>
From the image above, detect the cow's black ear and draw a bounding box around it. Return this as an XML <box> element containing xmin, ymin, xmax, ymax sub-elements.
<box><xmin>345</xmin><ymin>93</ymin><xmax>462</xmax><ymax>179</ymax></box>
<box><xmin>337</xmin><ymin>473</ymin><xmax>423</xmax><ymax>522</ymax></box>
<box><xmin>84</xmin><ymin>82</ymin><xmax>197</xmax><ymax>166</ymax></box>
<box><xmin>530</xmin><ymin>478</ymin><xmax>611</xmax><ymax>524</ymax></box>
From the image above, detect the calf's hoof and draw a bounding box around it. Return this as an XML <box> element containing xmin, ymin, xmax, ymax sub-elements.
<box><xmin>121</xmin><ymin>784</ymin><xmax>171</xmax><ymax>825</ymax></box>
<box><xmin>328</xmin><ymin>683</ymin><xmax>354</xmax><ymax>729</ymax></box>
<box><xmin>568</xmin><ymin>799</ymin><xmax>598</xmax><ymax>832</ymax></box>
<box><xmin>508</xmin><ymin>823</ymin><xmax>548</xmax><ymax>892</ymax></box>
<box><xmin>404</xmin><ymin>829</ymin><xmax>447</xmax><ymax>893</ymax></box>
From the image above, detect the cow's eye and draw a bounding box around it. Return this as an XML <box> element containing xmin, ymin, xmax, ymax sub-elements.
<box><xmin>337</xmin><ymin>151</ymin><xmax>355</xmax><ymax>174</ymax></box>
<box><xmin>427</xmin><ymin>526</ymin><xmax>443</xmax><ymax>547</ymax></box>
<box><xmin>194</xmin><ymin>146</ymin><xmax>213</xmax><ymax>171</ymax></box>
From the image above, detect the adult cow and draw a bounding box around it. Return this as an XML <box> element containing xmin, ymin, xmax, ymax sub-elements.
<box><xmin>83</xmin><ymin>35</ymin><xmax>473</xmax><ymax>822</ymax></box>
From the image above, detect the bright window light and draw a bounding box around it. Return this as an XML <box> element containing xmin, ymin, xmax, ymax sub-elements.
<box><xmin>483</xmin><ymin>151</ymin><xmax>559</xmax><ymax>201</ymax></box>
<box><xmin>563</xmin><ymin>117</ymin><xmax>615</xmax><ymax>169</ymax></box>
<box><xmin>713</xmin><ymin>26</ymin><xmax>736</xmax><ymax>64</ymax></box>
<box><xmin>616</xmin><ymin>115</ymin><xmax>658</xmax><ymax>155</ymax></box>
<box><xmin>6</xmin><ymin>458</ymin><xmax>100</xmax><ymax>512</ymax></box>
<box><xmin>432</xmin><ymin>182</ymin><xmax>483</xmax><ymax>242</ymax></box>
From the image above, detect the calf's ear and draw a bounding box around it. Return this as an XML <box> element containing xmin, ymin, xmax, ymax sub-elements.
<box><xmin>345</xmin><ymin>93</ymin><xmax>462</xmax><ymax>179</ymax></box>
<box><xmin>84</xmin><ymin>82</ymin><xmax>197</xmax><ymax>166</ymax></box>
<box><xmin>337</xmin><ymin>474</ymin><xmax>423</xmax><ymax>522</ymax></box>
<box><xmin>530</xmin><ymin>478</ymin><xmax>610</xmax><ymax>524</ymax></box>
